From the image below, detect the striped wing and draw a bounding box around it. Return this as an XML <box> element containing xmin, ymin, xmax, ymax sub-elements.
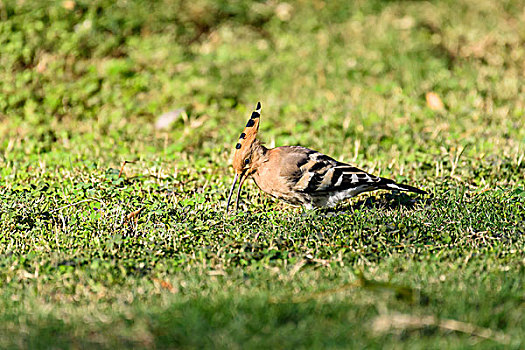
<box><xmin>282</xmin><ymin>146</ymin><xmax>427</xmax><ymax>196</ymax></box>
<box><xmin>284</xmin><ymin>147</ymin><xmax>381</xmax><ymax>194</ymax></box>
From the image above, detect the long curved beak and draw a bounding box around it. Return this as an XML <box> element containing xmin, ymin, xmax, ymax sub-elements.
<box><xmin>235</xmin><ymin>173</ymin><xmax>248</xmax><ymax>212</ymax></box>
<box><xmin>226</xmin><ymin>173</ymin><xmax>238</xmax><ymax>213</ymax></box>
<box><xmin>226</xmin><ymin>171</ymin><xmax>247</xmax><ymax>213</ymax></box>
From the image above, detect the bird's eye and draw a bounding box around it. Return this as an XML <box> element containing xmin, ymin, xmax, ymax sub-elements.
<box><xmin>244</xmin><ymin>158</ymin><xmax>250</xmax><ymax>165</ymax></box>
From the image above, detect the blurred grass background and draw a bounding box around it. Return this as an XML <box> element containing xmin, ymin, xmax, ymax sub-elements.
<box><xmin>0</xmin><ymin>0</ymin><xmax>524</xmax><ymax>348</ymax></box>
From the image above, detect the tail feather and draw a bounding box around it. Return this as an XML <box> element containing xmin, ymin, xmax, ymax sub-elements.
<box><xmin>379</xmin><ymin>178</ymin><xmax>427</xmax><ymax>195</ymax></box>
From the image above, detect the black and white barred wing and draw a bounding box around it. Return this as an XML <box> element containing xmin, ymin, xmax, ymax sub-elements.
<box><xmin>287</xmin><ymin>147</ymin><xmax>426</xmax><ymax>195</ymax></box>
<box><xmin>283</xmin><ymin>148</ymin><xmax>373</xmax><ymax>193</ymax></box>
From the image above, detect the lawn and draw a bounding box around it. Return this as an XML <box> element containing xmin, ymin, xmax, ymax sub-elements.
<box><xmin>0</xmin><ymin>0</ymin><xmax>523</xmax><ymax>348</ymax></box>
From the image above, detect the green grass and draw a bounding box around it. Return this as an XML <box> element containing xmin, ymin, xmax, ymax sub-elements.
<box><xmin>0</xmin><ymin>0</ymin><xmax>524</xmax><ymax>348</ymax></box>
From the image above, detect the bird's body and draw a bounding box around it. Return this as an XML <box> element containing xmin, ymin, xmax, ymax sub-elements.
<box><xmin>226</xmin><ymin>103</ymin><xmax>426</xmax><ymax>211</ymax></box>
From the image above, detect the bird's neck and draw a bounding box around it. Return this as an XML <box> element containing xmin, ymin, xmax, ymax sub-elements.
<box><xmin>248</xmin><ymin>139</ymin><xmax>268</xmax><ymax>174</ymax></box>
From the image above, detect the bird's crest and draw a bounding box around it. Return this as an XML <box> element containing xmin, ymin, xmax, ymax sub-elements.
<box><xmin>232</xmin><ymin>102</ymin><xmax>261</xmax><ymax>172</ymax></box>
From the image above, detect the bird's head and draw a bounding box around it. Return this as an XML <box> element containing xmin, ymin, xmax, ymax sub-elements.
<box><xmin>226</xmin><ymin>102</ymin><xmax>262</xmax><ymax>212</ymax></box>
<box><xmin>231</xmin><ymin>101</ymin><xmax>261</xmax><ymax>175</ymax></box>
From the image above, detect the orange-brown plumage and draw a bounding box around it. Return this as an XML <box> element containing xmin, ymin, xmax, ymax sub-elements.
<box><xmin>231</xmin><ymin>102</ymin><xmax>262</xmax><ymax>175</ymax></box>
<box><xmin>226</xmin><ymin>103</ymin><xmax>427</xmax><ymax>211</ymax></box>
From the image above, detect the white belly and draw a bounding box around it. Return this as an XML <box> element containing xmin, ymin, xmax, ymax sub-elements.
<box><xmin>310</xmin><ymin>185</ymin><xmax>372</xmax><ymax>208</ymax></box>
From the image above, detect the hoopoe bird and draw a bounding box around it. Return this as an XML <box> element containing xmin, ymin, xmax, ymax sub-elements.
<box><xmin>226</xmin><ymin>102</ymin><xmax>427</xmax><ymax>211</ymax></box>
